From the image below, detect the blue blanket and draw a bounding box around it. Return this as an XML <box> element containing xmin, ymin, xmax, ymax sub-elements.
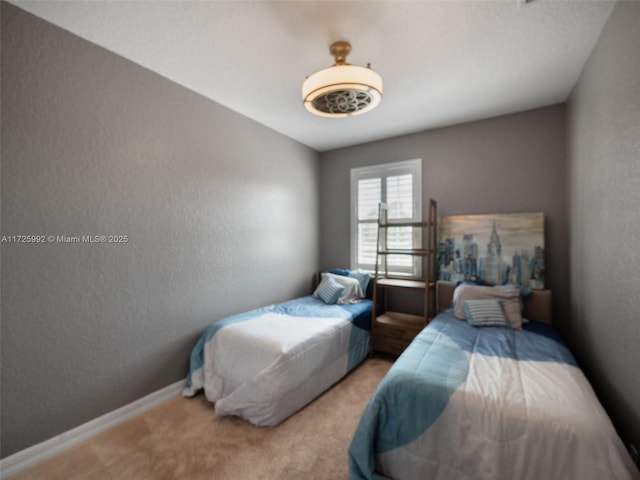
<box><xmin>347</xmin><ymin>311</ymin><xmax>636</xmax><ymax>480</ymax></box>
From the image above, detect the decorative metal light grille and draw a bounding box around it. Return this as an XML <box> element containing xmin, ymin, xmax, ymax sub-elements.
<box><xmin>312</xmin><ymin>89</ymin><xmax>373</xmax><ymax>115</ymax></box>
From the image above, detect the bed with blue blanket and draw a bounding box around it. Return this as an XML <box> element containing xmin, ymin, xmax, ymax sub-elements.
<box><xmin>183</xmin><ymin>272</ymin><xmax>372</xmax><ymax>426</ymax></box>
<box><xmin>349</xmin><ymin>281</ymin><xmax>639</xmax><ymax>480</ymax></box>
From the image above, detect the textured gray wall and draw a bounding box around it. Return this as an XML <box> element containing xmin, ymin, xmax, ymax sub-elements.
<box><xmin>567</xmin><ymin>0</ymin><xmax>640</xmax><ymax>451</ymax></box>
<box><xmin>320</xmin><ymin>105</ymin><xmax>568</xmax><ymax>320</ymax></box>
<box><xmin>1</xmin><ymin>3</ymin><xmax>319</xmax><ymax>457</ymax></box>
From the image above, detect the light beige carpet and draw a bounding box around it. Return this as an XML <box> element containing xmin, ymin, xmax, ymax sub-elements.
<box><xmin>9</xmin><ymin>357</ymin><xmax>393</xmax><ymax>480</ymax></box>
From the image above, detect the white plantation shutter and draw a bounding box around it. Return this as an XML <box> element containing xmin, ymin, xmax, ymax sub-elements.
<box><xmin>357</xmin><ymin>178</ymin><xmax>381</xmax><ymax>266</ymax></box>
<box><xmin>357</xmin><ymin>178</ymin><xmax>381</xmax><ymax>221</ymax></box>
<box><xmin>386</xmin><ymin>174</ymin><xmax>414</xmax><ymax>270</ymax></box>
<box><xmin>358</xmin><ymin>223</ymin><xmax>378</xmax><ymax>267</ymax></box>
<box><xmin>350</xmin><ymin>159</ymin><xmax>422</xmax><ymax>276</ymax></box>
<box><xmin>387</xmin><ymin>174</ymin><xmax>413</xmax><ymax>220</ymax></box>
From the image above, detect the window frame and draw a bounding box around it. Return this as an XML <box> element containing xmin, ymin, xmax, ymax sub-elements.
<box><xmin>350</xmin><ymin>158</ymin><xmax>423</xmax><ymax>276</ymax></box>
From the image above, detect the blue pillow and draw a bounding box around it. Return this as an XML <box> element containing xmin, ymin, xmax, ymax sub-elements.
<box><xmin>328</xmin><ymin>268</ymin><xmax>371</xmax><ymax>293</ymax></box>
<box><xmin>348</xmin><ymin>270</ymin><xmax>371</xmax><ymax>293</ymax></box>
<box><xmin>462</xmin><ymin>299</ymin><xmax>511</xmax><ymax>328</ymax></box>
<box><xmin>317</xmin><ymin>276</ymin><xmax>345</xmax><ymax>305</ymax></box>
<box><xmin>328</xmin><ymin>268</ymin><xmax>351</xmax><ymax>277</ymax></box>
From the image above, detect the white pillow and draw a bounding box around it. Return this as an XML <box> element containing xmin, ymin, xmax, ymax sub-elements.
<box><xmin>313</xmin><ymin>273</ymin><xmax>364</xmax><ymax>304</ymax></box>
<box><xmin>453</xmin><ymin>284</ymin><xmax>523</xmax><ymax>329</ymax></box>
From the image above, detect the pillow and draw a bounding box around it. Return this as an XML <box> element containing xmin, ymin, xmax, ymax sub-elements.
<box><xmin>328</xmin><ymin>268</ymin><xmax>372</xmax><ymax>293</ymax></box>
<box><xmin>495</xmin><ymin>283</ymin><xmax>531</xmax><ymax>323</ymax></box>
<box><xmin>453</xmin><ymin>284</ymin><xmax>523</xmax><ymax>329</ymax></box>
<box><xmin>462</xmin><ymin>299</ymin><xmax>511</xmax><ymax>328</ymax></box>
<box><xmin>348</xmin><ymin>270</ymin><xmax>372</xmax><ymax>293</ymax></box>
<box><xmin>496</xmin><ymin>283</ymin><xmax>533</xmax><ymax>298</ymax></box>
<box><xmin>328</xmin><ymin>268</ymin><xmax>350</xmax><ymax>277</ymax></box>
<box><xmin>455</xmin><ymin>279</ymin><xmax>496</xmax><ymax>287</ymax></box>
<box><xmin>314</xmin><ymin>273</ymin><xmax>363</xmax><ymax>304</ymax></box>
<box><xmin>315</xmin><ymin>276</ymin><xmax>345</xmax><ymax>305</ymax></box>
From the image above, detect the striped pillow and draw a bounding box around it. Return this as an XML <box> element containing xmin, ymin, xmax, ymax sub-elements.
<box><xmin>462</xmin><ymin>299</ymin><xmax>511</xmax><ymax>328</ymax></box>
<box><xmin>316</xmin><ymin>276</ymin><xmax>345</xmax><ymax>305</ymax></box>
<box><xmin>453</xmin><ymin>284</ymin><xmax>523</xmax><ymax>329</ymax></box>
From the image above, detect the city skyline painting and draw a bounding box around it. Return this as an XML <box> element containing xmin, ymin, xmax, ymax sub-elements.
<box><xmin>438</xmin><ymin>212</ymin><xmax>545</xmax><ymax>289</ymax></box>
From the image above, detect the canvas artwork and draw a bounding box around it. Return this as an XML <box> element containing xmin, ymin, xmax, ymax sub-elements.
<box><xmin>438</xmin><ymin>212</ymin><xmax>545</xmax><ymax>289</ymax></box>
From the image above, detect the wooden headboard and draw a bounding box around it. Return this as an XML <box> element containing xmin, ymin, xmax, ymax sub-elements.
<box><xmin>436</xmin><ymin>281</ymin><xmax>553</xmax><ymax>324</ymax></box>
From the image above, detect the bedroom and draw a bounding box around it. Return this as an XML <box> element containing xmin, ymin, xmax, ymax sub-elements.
<box><xmin>1</xmin><ymin>0</ymin><xmax>638</xmax><ymax>478</ymax></box>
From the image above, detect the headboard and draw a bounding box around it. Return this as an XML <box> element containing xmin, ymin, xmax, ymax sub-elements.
<box><xmin>436</xmin><ymin>280</ymin><xmax>553</xmax><ymax>324</ymax></box>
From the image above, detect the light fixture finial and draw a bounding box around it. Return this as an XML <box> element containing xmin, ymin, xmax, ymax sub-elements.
<box><xmin>329</xmin><ymin>41</ymin><xmax>351</xmax><ymax>65</ymax></box>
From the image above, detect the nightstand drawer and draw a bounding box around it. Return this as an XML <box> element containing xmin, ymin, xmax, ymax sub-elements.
<box><xmin>371</xmin><ymin>336</ymin><xmax>411</xmax><ymax>355</ymax></box>
<box><xmin>372</xmin><ymin>319</ymin><xmax>423</xmax><ymax>341</ymax></box>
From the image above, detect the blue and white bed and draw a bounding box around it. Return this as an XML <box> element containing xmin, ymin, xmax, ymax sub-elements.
<box><xmin>349</xmin><ymin>281</ymin><xmax>639</xmax><ymax>480</ymax></box>
<box><xmin>183</xmin><ymin>271</ymin><xmax>372</xmax><ymax>426</ymax></box>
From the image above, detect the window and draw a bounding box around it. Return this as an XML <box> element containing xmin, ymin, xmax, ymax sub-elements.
<box><xmin>350</xmin><ymin>159</ymin><xmax>422</xmax><ymax>276</ymax></box>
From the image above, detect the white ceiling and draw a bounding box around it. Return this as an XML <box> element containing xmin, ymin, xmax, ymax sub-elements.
<box><xmin>10</xmin><ymin>0</ymin><xmax>615</xmax><ymax>152</ymax></box>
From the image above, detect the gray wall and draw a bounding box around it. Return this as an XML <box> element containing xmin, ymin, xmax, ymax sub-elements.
<box><xmin>320</xmin><ymin>105</ymin><xmax>568</xmax><ymax>321</ymax></box>
<box><xmin>1</xmin><ymin>3</ymin><xmax>319</xmax><ymax>457</ymax></box>
<box><xmin>567</xmin><ymin>0</ymin><xmax>640</xmax><ymax>451</ymax></box>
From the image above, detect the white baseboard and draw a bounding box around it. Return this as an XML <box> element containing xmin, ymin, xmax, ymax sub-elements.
<box><xmin>0</xmin><ymin>380</ymin><xmax>185</xmax><ymax>478</ymax></box>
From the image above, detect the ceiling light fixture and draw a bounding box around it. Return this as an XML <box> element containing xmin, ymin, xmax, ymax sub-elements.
<box><xmin>302</xmin><ymin>41</ymin><xmax>383</xmax><ymax>118</ymax></box>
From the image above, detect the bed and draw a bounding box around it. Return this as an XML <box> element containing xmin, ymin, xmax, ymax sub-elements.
<box><xmin>349</xmin><ymin>281</ymin><xmax>639</xmax><ymax>480</ymax></box>
<box><xmin>183</xmin><ymin>270</ymin><xmax>373</xmax><ymax>426</ymax></box>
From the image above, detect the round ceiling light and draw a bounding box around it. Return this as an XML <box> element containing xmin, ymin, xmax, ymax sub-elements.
<box><xmin>302</xmin><ymin>41</ymin><xmax>383</xmax><ymax>118</ymax></box>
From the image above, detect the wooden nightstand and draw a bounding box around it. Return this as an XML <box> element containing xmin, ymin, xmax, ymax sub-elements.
<box><xmin>371</xmin><ymin>311</ymin><xmax>426</xmax><ymax>355</ymax></box>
